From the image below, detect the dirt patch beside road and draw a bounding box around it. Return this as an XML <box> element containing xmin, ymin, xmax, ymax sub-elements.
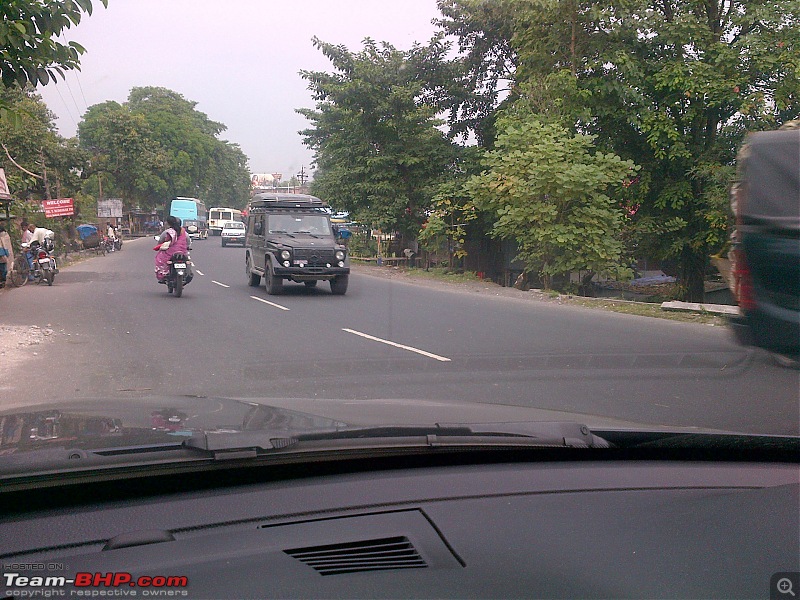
<box><xmin>0</xmin><ymin>325</ymin><xmax>56</xmax><ymax>372</ymax></box>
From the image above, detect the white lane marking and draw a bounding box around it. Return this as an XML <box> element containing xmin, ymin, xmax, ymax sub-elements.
<box><xmin>250</xmin><ymin>295</ymin><xmax>290</xmax><ymax>311</ymax></box>
<box><xmin>195</xmin><ymin>269</ymin><xmax>205</xmax><ymax>276</ymax></box>
<box><xmin>342</xmin><ymin>328</ymin><xmax>451</xmax><ymax>362</ymax></box>
<box><xmin>212</xmin><ymin>280</ymin><xmax>230</xmax><ymax>288</ymax></box>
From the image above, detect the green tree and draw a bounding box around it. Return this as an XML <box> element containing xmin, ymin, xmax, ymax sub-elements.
<box><xmin>509</xmin><ymin>0</ymin><xmax>800</xmax><ymax>300</ymax></box>
<box><xmin>0</xmin><ymin>86</ymin><xmax>87</xmax><ymax>201</ymax></box>
<box><xmin>433</xmin><ymin>0</ymin><xmax>520</xmax><ymax>146</ymax></box>
<box><xmin>0</xmin><ymin>0</ymin><xmax>107</xmax><ymax>87</ymax></box>
<box><xmin>78</xmin><ymin>87</ymin><xmax>251</xmax><ymax>211</ymax></box>
<box><xmin>466</xmin><ymin>110</ymin><xmax>637</xmax><ymax>289</ymax></box>
<box><xmin>298</xmin><ymin>37</ymin><xmax>457</xmax><ymax>242</ymax></box>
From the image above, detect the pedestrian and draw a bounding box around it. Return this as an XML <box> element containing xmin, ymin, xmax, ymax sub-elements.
<box><xmin>0</xmin><ymin>224</ymin><xmax>13</xmax><ymax>287</ymax></box>
<box><xmin>20</xmin><ymin>221</ymin><xmax>32</xmax><ymax>244</ymax></box>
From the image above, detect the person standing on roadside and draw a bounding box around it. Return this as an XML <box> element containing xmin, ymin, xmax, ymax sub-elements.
<box><xmin>0</xmin><ymin>224</ymin><xmax>13</xmax><ymax>287</ymax></box>
<box><xmin>20</xmin><ymin>220</ymin><xmax>32</xmax><ymax>244</ymax></box>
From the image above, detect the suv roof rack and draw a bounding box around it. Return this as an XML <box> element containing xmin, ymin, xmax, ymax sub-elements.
<box><xmin>249</xmin><ymin>194</ymin><xmax>328</xmax><ymax>210</ymax></box>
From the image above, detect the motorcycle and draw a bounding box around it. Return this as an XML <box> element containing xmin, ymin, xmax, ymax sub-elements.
<box><xmin>113</xmin><ymin>236</ymin><xmax>123</xmax><ymax>251</ymax></box>
<box><xmin>165</xmin><ymin>252</ymin><xmax>192</xmax><ymax>297</ymax></box>
<box><xmin>22</xmin><ymin>240</ymin><xmax>58</xmax><ymax>286</ymax></box>
<box><xmin>102</xmin><ymin>236</ymin><xmax>115</xmax><ymax>253</ymax></box>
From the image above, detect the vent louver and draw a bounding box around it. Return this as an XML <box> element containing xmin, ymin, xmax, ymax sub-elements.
<box><xmin>285</xmin><ymin>536</ymin><xmax>427</xmax><ymax>576</ymax></box>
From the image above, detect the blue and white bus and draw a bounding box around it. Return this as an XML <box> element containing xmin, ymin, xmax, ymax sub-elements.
<box><xmin>169</xmin><ymin>197</ymin><xmax>208</xmax><ymax>240</ymax></box>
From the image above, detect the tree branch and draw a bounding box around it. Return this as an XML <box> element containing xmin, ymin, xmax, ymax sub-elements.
<box><xmin>0</xmin><ymin>142</ymin><xmax>43</xmax><ymax>179</ymax></box>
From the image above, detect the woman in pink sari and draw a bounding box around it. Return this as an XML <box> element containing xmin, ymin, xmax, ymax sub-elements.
<box><xmin>154</xmin><ymin>215</ymin><xmax>189</xmax><ymax>282</ymax></box>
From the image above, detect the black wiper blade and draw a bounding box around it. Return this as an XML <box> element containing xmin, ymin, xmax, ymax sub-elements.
<box><xmin>270</xmin><ymin>230</ymin><xmax>295</xmax><ymax>237</ymax></box>
<box><xmin>294</xmin><ymin>230</ymin><xmax>321</xmax><ymax>238</ymax></box>
<box><xmin>183</xmin><ymin>422</ymin><xmax>608</xmax><ymax>458</ymax></box>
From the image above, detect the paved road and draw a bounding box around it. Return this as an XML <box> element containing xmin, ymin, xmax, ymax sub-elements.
<box><xmin>1</xmin><ymin>235</ymin><xmax>797</xmax><ymax>434</ymax></box>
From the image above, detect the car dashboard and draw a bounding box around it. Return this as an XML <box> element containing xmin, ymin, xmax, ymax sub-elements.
<box><xmin>1</xmin><ymin>446</ymin><xmax>798</xmax><ymax>599</ymax></box>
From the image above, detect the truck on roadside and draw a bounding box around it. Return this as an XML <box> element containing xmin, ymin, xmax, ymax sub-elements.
<box><xmin>245</xmin><ymin>194</ymin><xmax>350</xmax><ymax>295</ymax></box>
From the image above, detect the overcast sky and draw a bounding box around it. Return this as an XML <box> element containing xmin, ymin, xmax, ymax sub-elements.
<box><xmin>38</xmin><ymin>0</ymin><xmax>443</xmax><ymax>180</ymax></box>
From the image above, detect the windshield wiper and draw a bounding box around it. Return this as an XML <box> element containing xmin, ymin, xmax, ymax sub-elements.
<box><xmin>294</xmin><ymin>230</ymin><xmax>322</xmax><ymax>238</ymax></box>
<box><xmin>183</xmin><ymin>422</ymin><xmax>608</xmax><ymax>459</ymax></box>
<box><xmin>270</xmin><ymin>230</ymin><xmax>295</xmax><ymax>237</ymax></box>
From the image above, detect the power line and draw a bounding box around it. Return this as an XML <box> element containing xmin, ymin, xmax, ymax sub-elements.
<box><xmin>52</xmin><ymin>83</ymin><xmax>78</xmax><ymax>130</ymax></box>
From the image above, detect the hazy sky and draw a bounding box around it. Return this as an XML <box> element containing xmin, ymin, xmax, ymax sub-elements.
<box><xmin>38</xmin><ymin>0</ymin><xmax>443</xmax><ymax>180</ymax></box>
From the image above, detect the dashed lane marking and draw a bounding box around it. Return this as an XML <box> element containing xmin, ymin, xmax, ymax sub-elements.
<box><xmin>342</xmin><ymin>328</ymin><xmax>451</xmax><ymax>362</ymax></box>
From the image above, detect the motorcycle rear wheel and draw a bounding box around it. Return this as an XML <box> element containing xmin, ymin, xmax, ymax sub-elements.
<box><xmin>44</xmin><ymin>270</ymin><xmax>53</xmax><ymax>286</ymax></box>
<box><xmin>174</xmin><ymin>275</ymin><xmax>183</xmax><ymax>298</ymax></box>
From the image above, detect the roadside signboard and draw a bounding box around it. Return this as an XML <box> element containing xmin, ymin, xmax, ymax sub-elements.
<box><xmin>42</xmin><ymin>198</ymin><xmax>75</xmax><ymax>218</ymax></box>
<box><xmin>97</xmin><ymin>198</ymin><xmax>124</xmax><ymax>218</ymax></box>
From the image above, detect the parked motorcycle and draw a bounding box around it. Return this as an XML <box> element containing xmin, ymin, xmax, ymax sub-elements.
<box><xmin>165</xmin><ymin>252</ymin><xmax>192</xmax><ymax>297</ymax></box>
<box><xmin>22</xmin><ymin>240</ymin><xmax>58</xmax><ymax>286</ymax></box>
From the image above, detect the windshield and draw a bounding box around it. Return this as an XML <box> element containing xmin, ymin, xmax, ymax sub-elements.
<box><xmin>268</xmin><ymin>215</ymin><xmax>331</xmax><ymax>235</ymax></box>
<box><xmin>1</xmin><ymin>0</ymin><xmax>797</xmax><ymax>477</ymax></box>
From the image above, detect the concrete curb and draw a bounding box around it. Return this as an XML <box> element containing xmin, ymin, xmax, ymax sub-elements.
<box><xmin>661</xmin><ymin>301</ymin><xmax>740</xmax><ymax>316</ymax></box>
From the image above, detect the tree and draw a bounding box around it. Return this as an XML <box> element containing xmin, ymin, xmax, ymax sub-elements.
<box><xmin>433</xmin><ymin>0</ymin><xmax>519</xmax><ymax>146</ymax></box>
<box><xmin>78</xmin><ymin>87</ymin><xmax>251</xmax><ymax>211</ymax></box>
<box><xmin>0</xmin><ymin>0</ymin><xmax>107</xmax><ymax>88</ymax></box>
<box><xmin>0</xmin><ymin>86</ymin><xmax>87</xmax><ymax>200</ymax></box>
<box><xmin>298</xmin><ymin>37</ymin><xmax>457</xmax><ymax>242</ymax></box>
<box><xmin>509</xmin><ymin>0</ymin><xmax>800</xmax><ymax>300</ymax></box>
<box><xmin>466</xmin><ymin>110</ymin><xmax>637</xmax><ymax>290</ymax></box>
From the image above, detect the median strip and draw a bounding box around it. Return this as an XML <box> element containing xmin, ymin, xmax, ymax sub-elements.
<box><xmin>212</xmin><ymin>280</ymin><xmax>230</xmax><ymax>288</ymax></box>
<box><xmin>342</xmin><ymin>328</ymin><xmax>451</xmax><ymax>362</ymax></box>
<box><xmin>250</xmin><ymin>295</ymin><xmax>290</xmax><ymax>311</ymax></box>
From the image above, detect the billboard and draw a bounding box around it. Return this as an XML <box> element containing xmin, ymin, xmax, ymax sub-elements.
<box><xmin>97</xmin><ymin>198</ymin><xmax>124</xmax><ymax>218</ymax></box>
<box><xmin>42</xmin><ymin>198</ymin><xmax>75</xmax><ymax>218</ymax></box>
<box><xmin>251</xmin><ymin>173</ymin><xmax>275</xmax><ymax>189</ymax></box>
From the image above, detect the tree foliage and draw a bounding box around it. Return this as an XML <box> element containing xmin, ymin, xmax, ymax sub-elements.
<box><xmin>78</xmin><ymin>87</ymin><xmax>251</xmax><ymax>211</ymax></box>
<box><xmin>466</xmin><ymin>110</ymin><xmax>637</xmax><ymax>289</ymax></box>
<box><xmin>0</xmin><ymin>0</ymin><xmax>107</xmax><ymax>89</ymax></box>
<box><xmin>0</xmin><ymin>86</ymin><xmax>87</xmax><ymax>200</ymax></box>
<box><xmin>298</xmin><ymin>37</ymin><xmax>457</xmax><ymax>240</ymax></box>
<box><xmin>472</xmin><ymin>0</ymin><xmax>800</xmax><ymax>300</ymax></box>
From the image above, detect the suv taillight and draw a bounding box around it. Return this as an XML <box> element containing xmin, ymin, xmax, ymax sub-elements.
<box><xmin>733</xmin><ymin>247</ymin><xmax>757</xmax><ymax>311</ymax></box>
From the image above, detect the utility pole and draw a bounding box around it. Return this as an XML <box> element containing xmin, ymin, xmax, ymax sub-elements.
<box><xmin>297</xmin><ymin>166</ymin><xmax>307</xmax><ymax>187</ymax></box>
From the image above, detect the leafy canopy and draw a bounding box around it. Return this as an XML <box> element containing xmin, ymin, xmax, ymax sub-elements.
<box><xmin>298</xmin><ymin>37</ymin><xmax>457</xmax><ymax>239</ymax></box>
<box><xmin>0</xmin><ymin>0</ymin><xmax>108</xmax><ymax>88</ymax></box>
<box><xmin>79</xmin><ymin>87</ymin><xmax>251</xmax><ymax>211</ymax></box>
<box><xmin>466</xmin><ymin>109</ymin><xmax>637</xmax><ymax>288</ymax></box>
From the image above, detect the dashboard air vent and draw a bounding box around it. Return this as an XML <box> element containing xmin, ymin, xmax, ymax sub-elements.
<box><xmin>284</xmin><ymin>536</ymin><xmax>427</xmax><ymax>576</ymax></box>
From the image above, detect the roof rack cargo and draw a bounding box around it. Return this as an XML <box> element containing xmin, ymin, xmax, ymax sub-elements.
<box><xmin>249</xmin><ymin>193</ymin><xmax>328</xmax><ymax>210</ymax></box>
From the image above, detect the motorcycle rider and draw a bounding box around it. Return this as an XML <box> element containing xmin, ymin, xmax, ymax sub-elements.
<box><xmin>106</xmin><ymin>222</ymin><xmax>117</xmax><ymax>251</ymax></box>
<box><xmin>27</xmin><ymin>223</ymin><xmax>55</xmax><ymax>249</ymax></box>
<box><xmin>154</xmin><ymin>215</ymin><xmax>190</xmax><ymax>283</ymax></box>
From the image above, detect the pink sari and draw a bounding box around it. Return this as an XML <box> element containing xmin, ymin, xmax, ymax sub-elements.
<box><xmin>154</xmin><ymin>228</ymin><xmax>189</xmax><ymax>280</ymax></box>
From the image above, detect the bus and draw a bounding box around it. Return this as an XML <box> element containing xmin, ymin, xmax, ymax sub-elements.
<box><xmin>208</xmin><ymin>207</ymin><xmax>243</xmax><ymax>235</ymax></box>
<box><xmin>169</xmin><ymin>197</ymin><xmax>208</xmax><ymax>239</ymax></box>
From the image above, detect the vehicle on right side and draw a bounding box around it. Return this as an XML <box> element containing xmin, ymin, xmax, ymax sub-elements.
<box><xmin>729</xmin><ymin>125</ymin><xmax>800</xmax><ymax>365</ymax></box>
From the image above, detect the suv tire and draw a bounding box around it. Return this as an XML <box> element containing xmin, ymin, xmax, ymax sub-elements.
<box><xmin>265</xmin><ymin>266</ymin><xmax>283</xmax><ymax>295</ymax></box>
<box><xmin>330</xmin><ymin>274</ymin><xmax>348</xmax><ymax>295</ymax></box>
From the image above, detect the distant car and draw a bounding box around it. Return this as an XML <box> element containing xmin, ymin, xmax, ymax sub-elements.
<box><xmin>729</xmin><ymin>126</ymin><xmax>800</xmax><ymax>365</ymax></box>
<box><xmin>221</xmin><ymin>221</ymin><xmax>246</xmax><ymax>247</ymax></box>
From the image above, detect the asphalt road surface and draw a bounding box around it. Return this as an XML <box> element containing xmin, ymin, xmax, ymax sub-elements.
<box><xmin>1</xmin><ymin>235</ymin><xmax>797</xmax><ymax>435</ymax></box>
